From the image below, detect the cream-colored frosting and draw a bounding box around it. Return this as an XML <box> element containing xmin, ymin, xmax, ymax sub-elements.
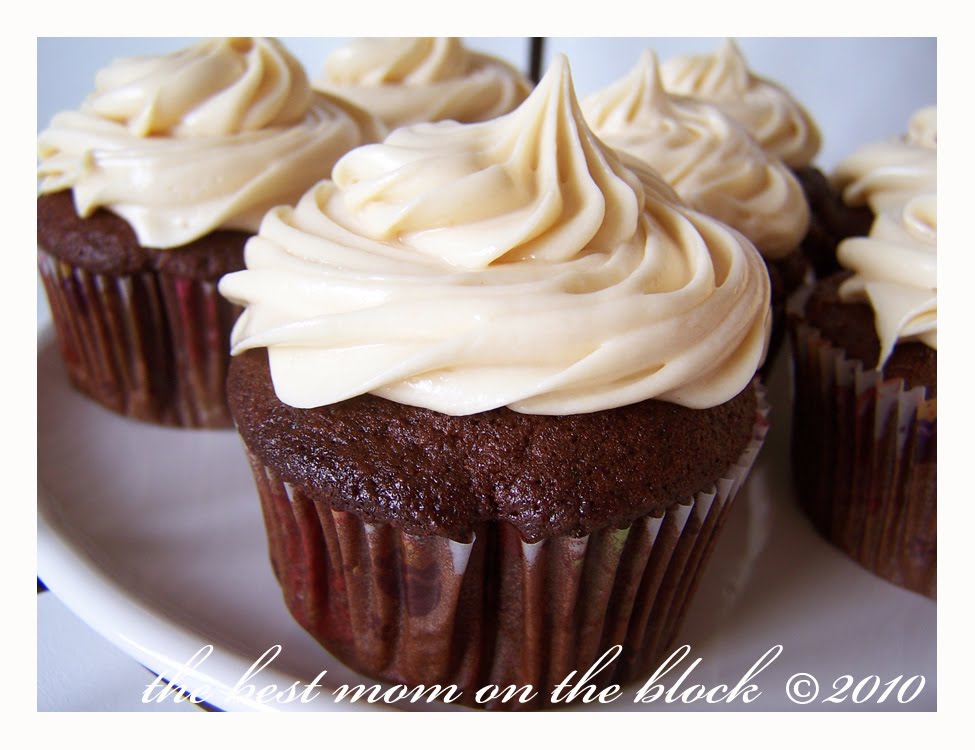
<box><xmin>583</xmin><ymin>50</ymin><xmax>809</xmax><ymax>260</ymax></box>
<box><xmin>907</xmin><ymin>106</ymin><xmax>937</xmax><ymax>148</ymax></box>
<box><xmin>659</xmin><ymin>39</ymin><xmax>821</xmax><ymax>169</ymax></box>
<box><xmin>833</xmin><ymin>106</ymin><xmax>937</xmax><ymax>213</ymax></box>
<box><xmin>220</xmin><ymin>55</ymin><xmax>770</xmax><ymax>416</ymax></box>
<box><xmin>838</xmin><ymin>193</ymin><xmax>937</xmax><ymax>365</ymax></box>
<box><xmin>314</xmin><ymin>37</ymin><xmax>532</xmax><ymax>129</ymax></box>
<box><xmin>38</xmin><ymin>37</ymin><xmax>385</xmax><ymax>249</ymax></box>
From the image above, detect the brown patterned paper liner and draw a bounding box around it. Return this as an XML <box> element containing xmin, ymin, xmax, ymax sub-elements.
<box><xmin>38</xmin><ymin>248</ymin><xmax>239</xmax><ymax>428</ymax></box>
<box><xmin>788</xmin><ymin>317</ymin><xmax>936</xmax><ymax>599</ymax></box>
<box><xmin>244</xmin><ymin>384</ymin><xmax>769</xmax><ymax>710</ymax></box>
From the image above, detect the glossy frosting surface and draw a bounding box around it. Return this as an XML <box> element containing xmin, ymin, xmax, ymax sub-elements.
<box><xmin>221</xmin><ymin>56</ymin><xmax>771</xmax><ymax>415</ymax></box>
<box><xmin>584</xmin><ymin>50</ymin><xmax>809</xmax><ymax>259</ymax></box>
<box><xmin>838</xmin><ymin>193</ymin><xmax>937</xmax><ymax>365</ymax></box>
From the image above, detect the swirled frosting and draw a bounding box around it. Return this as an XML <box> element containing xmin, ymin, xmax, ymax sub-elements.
<box><xmin>220</xmin><ymin>55</ymin><xmax>770</xmax><ymax>416</ymax></box>
<box><xmin>833</xmin><ymin>106</ymin><xmax>937</xmax><ymax>213</ymax></box>
<box><xmin>838</xmin><ymin>193</ymin><xmax>937</xmax><ymax>365</ymax></box>
<box><xmin>583</xmin><ymin>50</ymin><xmax>809</xmax><ymax>260</ymax></box>
<box><xmin>659</xmin><ymin>39</ymin><xmax>821</xmax><ymax>169</ymax></box>
<box><xmin>314</xmin><ymin>37</ymin><xmax>532</xmax><ymax>129</ymax></box>
<box><xmin>38</xmin><ymin>37</ymin><xmax>385</xmax><ymax>249</ymax></box>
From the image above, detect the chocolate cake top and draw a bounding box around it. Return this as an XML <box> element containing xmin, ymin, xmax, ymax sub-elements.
<box><xmin>229</xmin><ymin>348</ymin><xmax>760</xmax><ymax>542</ymax></box>
<box><xmin>802</xmin><ymin>272</ymin><xmax>936</xmax><ymax>398</ymax></box>
<box><xmin>37</xmin><ymin>191</ymin><xmax>246</xmax><ymax>280</ymax></box>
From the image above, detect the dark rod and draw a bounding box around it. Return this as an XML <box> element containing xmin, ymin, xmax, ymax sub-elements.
<box><xmin>529</xmin><ymin>37</ymin><xmax>545</xmax><ymax>84</ymax></box>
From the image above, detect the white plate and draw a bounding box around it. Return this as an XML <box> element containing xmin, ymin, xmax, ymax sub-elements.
<box><xmin>37</xmin><ymin>328</ymin><xmax>936</xmax><ymax>712</ymax></box>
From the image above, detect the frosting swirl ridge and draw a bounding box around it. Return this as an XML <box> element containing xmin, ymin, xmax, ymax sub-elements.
<box><xmin>38</xmin><ymin>37</ymin><xmax>385</xmax><ymax>248</ymax></box>
<box><xmin>659</xmin><ymin>39</ymin><xmax>821</xmax><ymax>169</ymax></box>
<box><xmin>838</xmin><ymin>193</ymin><xmax>937</xmax><ymax>365</ymax></box>
<box><xmin>583</xmin><ymin>50</ymin><xmax>809</xmax><ymax>259</ymax></box>
<box><xmin>314</xmin><ymin>37</ymin><xmax>532</xmax><ymax>129</ymax></box>
<box><xmin>833</xmin><ymin>106</ymin><xmax>937</xmax><ymax>212</ymax></box>
<box><xmin>221</xmin><ymin>56</ymin><xmax>770</xmax><ymax>415</ymax></box>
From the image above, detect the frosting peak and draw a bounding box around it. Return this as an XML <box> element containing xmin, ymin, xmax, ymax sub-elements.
<box><xmin>328</xmin><ymin>54</ymin><xmax>643</xmax><ymax>270</ymax></box>
<box><xmin>583</xmin><ymin>50</ymin><xmax>809</xmax><ymax>259</ymax></box>
<box><xmin>660</xmin><ymin>39</ymin><xmax>821</xmax><ymax>168</ymax></box>
<box><xmin>221</xmin><ymin>56</ymin><xmax>771</xmax><ymax>416</ymax></box>
<box><xmin>38</xmin><ymin>37</ymin><xmax>385</xmax><ymax>249</ymax></box>
<box><xmin>314</xmin><ymin>37</ymin><xmax>532</xmax><ymax>129</ymax></box>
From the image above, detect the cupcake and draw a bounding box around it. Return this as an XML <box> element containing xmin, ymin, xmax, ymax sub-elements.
<box><xmin>221</xmin><ymin>55</ymin><xmax>772</xmax><ymax>709</ymax></box>
<box><xmin>582</xmin><ymin>50</ymin><xmax>809</xmax><ymax>373</ymax></box>
<box><xmin>789</xmin><ymin>185</ymin><xmax>936</xmax><ymax>599</ymax></box>
<box><xmin>658</xmin><ymin>39</ymin><xmax>836</xmax><ymax>282</ymax></box>
<box><xmin>37</xmin><ymin>37</ymin><xmax>384</xmax><ymax>427</ymax></box>
<box><xmin>313</xmin><ymin>37</ymin><xmax>532</xmax><ymax>129</ymax></box>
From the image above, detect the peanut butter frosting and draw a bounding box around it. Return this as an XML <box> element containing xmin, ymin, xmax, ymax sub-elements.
<box><xmin>314</xmin><ymin>37</ymin><xmax>532</xmax><ymax>129</ymax></box>
<box><xmin>838</xmin><ymin>193</ymin><xmax>937</xmax><ymax>366</ymax></box>
<box><xmin>38</xmin><ymin>37</ymin><xmax>385</xmax><ymax>249</ymax></box>
<box><xmin>583</xmin><ymin>50</ymin><xmax>809</xmax><ymax>260</ymax></box>
<box><xmin>220</xmin><ymin>55</ymin><xmax>770</xmax><ymax>416</ymax></box>
<box><xmin>833</xmin><ymin>106</ymin><xmax>937</xmax><ymax>213</ymax></box>
<box><xmin>659</xmin><ymin>39</ymin><xmax>821</xmax><ymax>169</ymax></box>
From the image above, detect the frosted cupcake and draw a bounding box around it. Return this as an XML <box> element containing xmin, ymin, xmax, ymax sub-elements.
<box><xmin>37</xmin><ymin>37</ymin><xmax>384</xmax><ymax>427</ymax></box>
<box><xmin>583</xmin><ymin>50</ymin><xmax>810</xmax><ymax>371</ymax></box>
<box><xmin>658</xmin><ymin>39</ymin><xmax>843</xmax><ymax>280</ymax></box>
<box><xmin>221</xmin><ymin>56</ymin><xmax>772</xmax><ymax>708</ymax></box>
<box><xmin>314</xmin><ymin>37</ymin><xmax>532</xmax><ymax>129</ymax></box>
<box><xmin>659</xmin><ymin>39</ymin><xmax>821</xmax><ymax>170</ymax></box>
<box><xmin>790</xmin><ymin>186</ymin><xmax>936</xmax><ymax>597</ymax></box>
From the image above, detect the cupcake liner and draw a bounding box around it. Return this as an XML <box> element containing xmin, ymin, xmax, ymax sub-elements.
<box><xmin>788</xmin><ymin>316</ymin><xmax>936</xmax><ymax>599</ymax></box>
<box><xmin>157</xmin><ymin>274</ymin><xmax>240</xmax><ymax>428</ymax></box>
<box><xmin>244</xmin><ymin>383</ymin><xmax>769</xmax><ymax>710</ymax></box>
<box><xmin>38</xmin><ymin>248</ymin><xmax>238</xmax><ymax>428</ymax></box>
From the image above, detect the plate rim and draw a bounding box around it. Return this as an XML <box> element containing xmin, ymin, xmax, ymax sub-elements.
<box><xmin>36</xmin><ymin>325</ymin><xmax>365</xmax><ymax>713</ymax></box>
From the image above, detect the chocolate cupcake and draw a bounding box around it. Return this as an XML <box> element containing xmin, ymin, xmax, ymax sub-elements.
<box><xmin>582</xmin><ymin>50</ymin><xmax>810</xmax><ymax>374</ymax></box>
<box><xmin>313</xmin><ymin>37</ymin><xmax>532</xmax><ymax>130</ymax></box>
<box><xmin>221</xmin><ymin>56</ymin><xmax>771</xmax><ymax>709</ymax></box>
<box><xmin>789</xmin><ymin>190</ymin><xmax>936</xmax><ymax>599</ymax></box>
<box><xmin>37</xmin><ymin>37</ymin><xmax>384</xmax><ymax>427</ymax></box>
